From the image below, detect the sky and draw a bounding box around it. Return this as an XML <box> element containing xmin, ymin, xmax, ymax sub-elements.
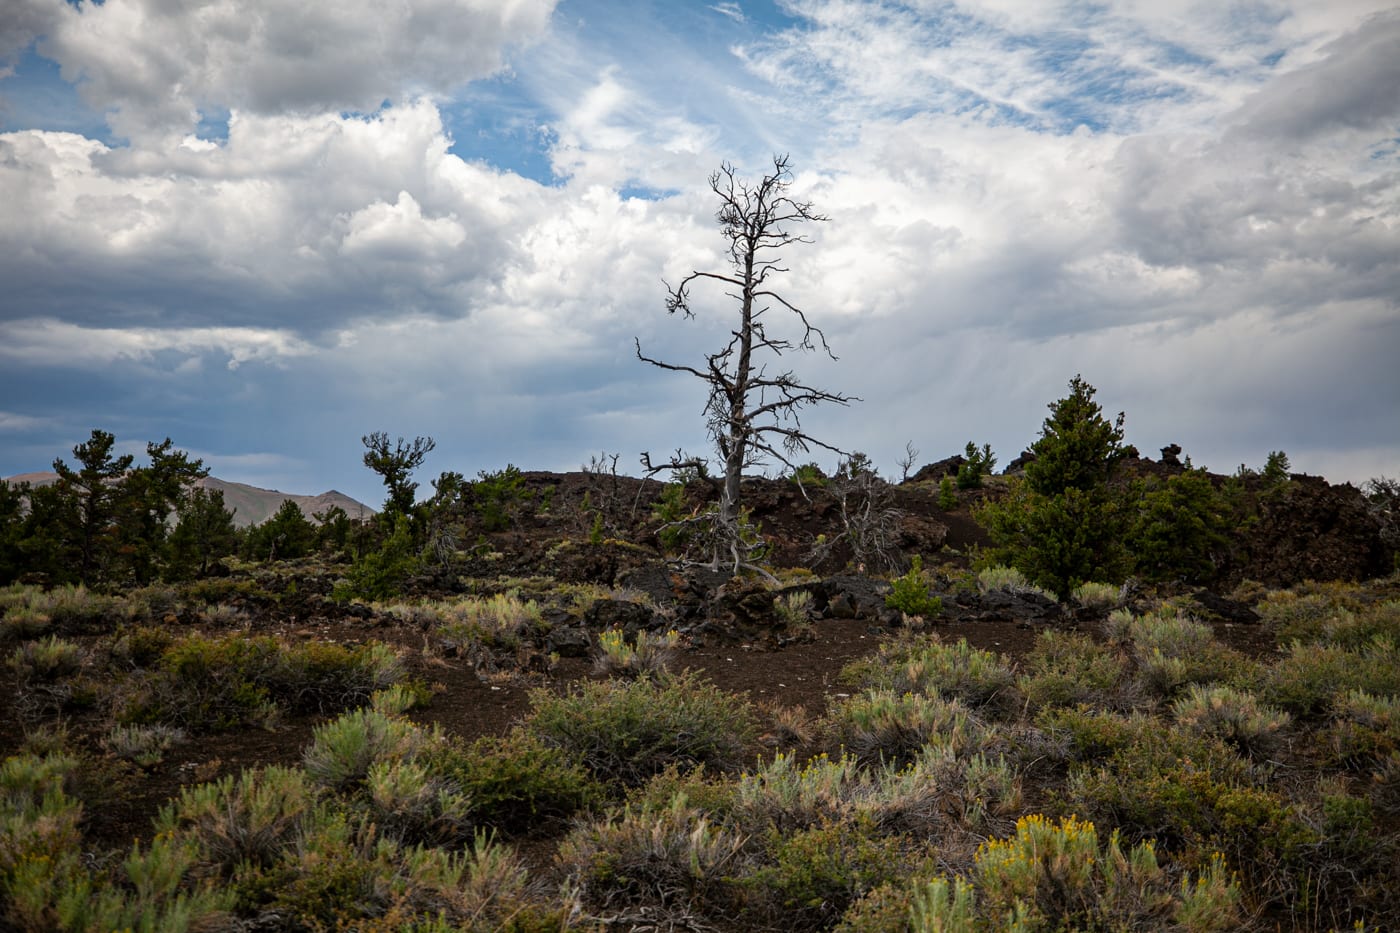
<box><xmin>1</xmin><ymin>0</ymin><xmax>1397</xmax><ymax>508</ymax></box>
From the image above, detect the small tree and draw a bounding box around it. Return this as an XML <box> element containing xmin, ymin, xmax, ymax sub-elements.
<box><xmin>957</xmin><ymin>442</ymin><xmax>997</xmax><ymax>490</ymax></box>
<box><xmin>978</xmin><ymin>376</ymin><xmax>1130</xmax><ymax>598</ymax></box>
<box><xmin>361</xmin><ymin>432</ymin><xmax>435</xmax><ymax>522</ymax></box>
<box><xmin>166</xmin><ymin>487</ymin><xmax>238</xmax><ymax>580</ymax></box>
<box><xmin>117</xmin><ymin>437</ymin><xmax>209</xmax><ymax>584</ymax></box>
<box><xmin>1128</xmin><ymin>469</ymin><xmax>1230</xmax><ymax>584</ymax></box>
<box><xmin>636</xmin><ymin>155</ymin><xmax>855</xmax><ymax>572</ymax></box>
<box><xmin>245</xmin><ymin>499</ymin><xmax>316</xmax><ymax>562</ymax></box>
<box><xmin>52</xmin><ymin>429</ymin><xmax>134</xmax><ymax>585</ymax></box>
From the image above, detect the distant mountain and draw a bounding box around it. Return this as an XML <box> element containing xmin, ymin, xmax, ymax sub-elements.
<box><xmin>2</xmin><ymin>472</ymin><xmax>375</xmax><ymax>529</ymax></box>
<box><xmin>197</xmin><ymin>478</ymin><xmax>376</xmax><ymax>528</ymax></box>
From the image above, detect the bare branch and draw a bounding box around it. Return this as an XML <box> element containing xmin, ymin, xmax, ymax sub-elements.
<box><xmin>634</xmin><ymin>154</ymin><xmax>855</xmax><ymax>572</ymax></box>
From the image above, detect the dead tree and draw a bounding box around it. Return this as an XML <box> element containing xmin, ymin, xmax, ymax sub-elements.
<box><xmin>637</xmin><ymin>155</ymin><xmax>856</xmax><ymax>573</ymax></box>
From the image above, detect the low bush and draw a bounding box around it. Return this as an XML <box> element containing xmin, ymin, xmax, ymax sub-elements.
<box><xmin>559</xmin><ymin>795</ymin><xmax>745</xmax><ymax>921</ymax></box>
<box><xmin>827</xmin><ymin>690</ymin><xmax>985</xmax><ymax>768</ymax></box>
<box><xmin>1109</xmin><ymin>608</ymin><xmax>1248</xmax><ymax>700</ymax></box>
<box><xmin>365</xmin><ymin>757</ymin><xmax>473</xmax><ymax>847</ymax></box>
<box><xmin>156</xmin><ymin>765</ymin><xmax>313</xmax><ymax>874</ymax></box>
<box><xmin>1017</xmin><ymin>629</ymin><xmax>1127</xmax><ymax>711</ymax></box>
<box><xmin>6</xmin><ymin>635</ymin><xmax>82</xmax><ymax>682</ymax></box>
<box><xmin>743</xmin><ymin>813</ymin><xmax>916</xmax><ymax>929</ymax></box>
<box><xmin>898</xmin><ymin>815</ymin><xmax>1241</xmax><ymax>932</ymax></box>
<box><xmin>977</xmin><ymin>565</ymin><xmax>1053</xmax><ymax>600</ymax></box>
<box><xmin>1261</xmin><ymin>636</ymin><xmax>1400</xmax><ymax>719</ymax></box>
<box><xmin>103</xmin><ymin>723</ymin><xmax>186</xmax><ymax>768</ymax></box>
<box><xmin>885</xmin><ymin>556</ymin><xmax>944</xmax><ymax>619</ymax></box>
<box><xmin>775</xmin><ymin>589</ymin><xmax>815</xmax><ymax>629</ymax></box>
<box><xmin>1064</xmin><ymin>731</ymin><xmax>1316</xmax><ymax>913</ymax></box>
<box><xmin>114</xmin><ymin>633</ymin><xmax>404</xmax><ymax>731</ymax></box>
<box><xmin>1172</xmin><ymin>684</ymin><xmax>1291</xmax><ymax>758</ymax></box>
<box><xmin>247</xmin><ymin>814</ymin><xmax>557</xmax><ymax>932</ymax></box>
<box><xmin>30</xmin><ymin>584</ymin><xmax>122</xmax><ymax>633</ymax></box>
<box><xmin>1254</xmin><ymin>587</ymin><xmax>1369</xmax><ymax>645</ymax></box>
<box><xmin>734</xmin><ymin>746</ymin><xmax>1020</xmax><ymax>844</ymax></box>
<box><xmin>0</xmin><ymin>605</ymin><xmax>51</xmax><ymax>642</ymax></box>
<box><xmin>1071</xmin><ymin>580</ymin><xmax>1120</xmax><ymax>610</ymax></box>
<box><xmin>302</xmin><ymin>707</ymin><xmax>429</xmax><ymax>792</ymax></box>
<box><xmin>422</xmin><ymin>728</ymin><xmax>601</xmax><ymax>835</ymax></box>
<box><xmin>594</xmin><ymin>627</ymin><xmax>680</xmax><ymax>679</ymax></box>
<box><xmin>1328</xmin><ymin>689</ymin><xmax>1400</xmax><ymax>768</ymax></box>
<box><xmin>524</xmin><ymin>670</ymin><xmax>756</xmax><ymax>787</ymax></box>
<box><xmin>1034</xmin><ymin>707</ymin><xmax>1151</xmax><ymax>762</ymax></box>
<box><xmin>842</xmin><ymin>635</ymin><xmax>1019</xmax><ymax>718</ymax></box>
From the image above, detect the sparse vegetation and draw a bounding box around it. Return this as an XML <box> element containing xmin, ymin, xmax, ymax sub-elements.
<box><xmin>886</xmin><ymin>555</ymin><xmax>944</xmax><ymax>618</ymax></box>
<box><xmin>1</xmin><ymin>408</ymin><xmax>1397</xmax><ymax>929</ymax></box>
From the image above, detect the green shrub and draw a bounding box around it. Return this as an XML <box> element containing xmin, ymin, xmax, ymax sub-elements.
<box><xmin>524</xmin><ymin>670</ymin><xmax>756</xmax><ymax>787</ymax></box>
<box><xmin>302</xmin><ymin>707</ymin><xmax>428</xmax><ymax>792</ymax></box>
<box><xmin>775</xmin><ymin>589</ymin><xmax>815</xmax><ymax>629</ymax></box>
<box><xmin>0</xmin><ymin>754</ymin><xmax>84</xmax><ymax>891</ymax></box>
<box><xmin>31</xmin><ymin>584</ymin><xmax>121</xmax><ymax>633</ymax></box>
<box><xmin>107</xmin><ymin>624</ymin><xmax>176</xmax><ymax>668</ymax></box>
<box><xmin>1261</xmin><ymin>637</ymin><xmax>1400</xmax><ymax>719</ymax></box>
<box><xmin>114</xmin><ymin>632</ymin><xmax>281</xmax><ymax>730</ymax></box>
<box><xmin>1065</xmin><ymin>730</ymin><xmax>1315</xmax><ymax>907</ymax></box>
<box><xmin>370</xmin><ymin>681</ymin><xmax>433</xmax><ymax>716</ymax></box>
<box><xmin>4</xmin><ymin>829</ymin><xmax>234</xmax><ymax>933</ymax></box>
<box><xmin>430</xmin><ymin>591</ymin><xmax>545</xmax><ymax>652</ymax></box>
<box><xmin>1113</xmin><ymin>609</ymin><xmax>1247</xmax><ymax>699</ymax></box>
<box><xmin>594</xmin><ymin>627</ymin><xmax>680</xmax><ymax>679</ymax></box>
<box><xmin>269</xmin><ymin>640</ymin><xmax>403</xmax><ymax>713</ymax></box>
<box><xmin>827</xmin><ymin>690</ymin><xmax>983</xmax><ymax>768</ymax></box>
<box><xmin>422</xmin><ymin>729</ymin><xmax>600</xmax><ymax>835</ymax></box>
<box><xmin>1259</xmin><ymin>593</ymin><xmax>1400</xmax><ymax>650</ymax></box>
<box><xmin>735</xmin><ymin>752</ymin><xmax>862</xmax><ymax>832</ymax></box>
<box><xmin>1328</xmin><ymin>689</ymin><xmax>1400</xmax><ymax>768</ymax></box>
<box><xmin>0</xmin><ymin>605</ymin><xmax>51</xmax><ymax>642</ymax></box>
<box><xmin>885</xmin><ymin>556</ymin><xmax>944</xmax><ymax>618</ymax></box>
<box><xmin>917</xmin><ymin>814</ymin><xmax>1243</xmax><ymax>932</ymax></box>
<box><xmin>733</xmin><ymin>747</ymin><xmax>1020</xmax><ymax>843</ymax></box>
<box><xmin>1017</xmin><ymin>630</ymin><xmax>1126</xmax><ymax>710</ymax></box>
<box><xmin>842</xmin><ymin>635</ymin><xmax>1018</xmax><ymax>717</ymax></box>
<box><xmin>1172</xmin><ymin>684</ymin><xmax>1291</xmax><ymax>758</ymax></box>
<box><xmin>114</xmin><ymin>633</ymin><xmax>404</xmax><ymax>730</ymax></box>
<box><xmin>558</xmin><ymin>795</ymin><xmax>745</xmax><ymax>920</ymax></box>
<box><xmin>976</xmin><ymin>564</ymin><xmax>1052</xmax><ymax>600</ymax></box>
<box><xmin>6</xmin><ymin>635</ymin><xmax>82</xmax><ymax>681</ymax></box>
<box><xmin>251</xmin><ymin>815</ymin><xmax>550</xmax><ymax>931</ymax></box>
<box><xmin>1034</xmin><ymin>707</ymin><xmax>1150</xmax><ymax>762</ymax></box>
<box><xmin>1071</xmin><ymin>580</ymin><xmax>1119</xmax><ymax>610</ymax></box>
<box><xmin>744</xmin><ymin>814</ymin><xmax>915</xmax><ymax>928</ymax></box>
<box><xmin>365</xmin><ymin>757</ymin><xmax>473</xmax><ymax>846</ymax></box>
<box><xmin>156</xmin><ymin>765</ymin><xmax>313</xmax><ymax>873</ymax></box>
<box><xmin>103</xmin><ymin>723</ymin><xmax>186</xmax><ymax>768</ymax></box>
<box><xmin>869</xmin><ymin>821</ymin><xmax>1237</xmax><ymax>933</ymax></box>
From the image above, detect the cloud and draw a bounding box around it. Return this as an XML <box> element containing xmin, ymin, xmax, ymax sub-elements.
<box><xmin>709</xmin><ymin>3</ymin><xmax>746</xmax><ymax>25</ymax></box>
<box><xmin>0</xmin><ymin>102</ymin><xmax>548</xmax><ymax>335</ymax></box>
<box><xmin>0</xmin><ymin>318</ymin><xmax>315</xmax><ymax>370</ymax></box>
<box><xmin>1232</xmin><ymin>10</ymin><xmax>1400</xmax><ymax>141</ymax></box>
<box><xmin>35</xmin><ymin>0</ymin><xmax>558</xmax><ymax>141</ymax></box>
<box><xmin>0</xmin><ymin>0</ymin><xmax>60</xmax><ymax>76</ymax></box>
<box><xmin>0</xmin><ymin>412</ymin><xmax>48</xmax><ymax>432</ymax></box>
<box><xmin>1</xmin><ymin>0</ymin><xmax>1397</xmax><ymax>499</ymax></box>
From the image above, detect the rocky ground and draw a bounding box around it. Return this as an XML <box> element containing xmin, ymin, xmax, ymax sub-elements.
<box><xmin>0</xmin><ymin>459</ymin><xmax>1391</xmax><ymax>884</ymax></box>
